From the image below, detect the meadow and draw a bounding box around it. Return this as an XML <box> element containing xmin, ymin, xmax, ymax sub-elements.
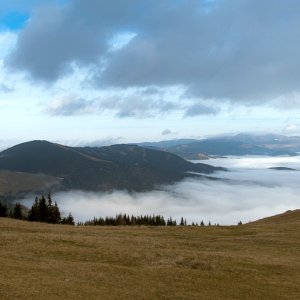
<box><xmin>0</xmin><ymin>210</ymin><xmax>299</xmax><ymax>299</ymax></box>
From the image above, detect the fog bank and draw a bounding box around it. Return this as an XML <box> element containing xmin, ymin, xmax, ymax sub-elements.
<box><xmin>22</xmin><ymin>156</ymin><xmax>300</xmax><ymax>225</ymax></box>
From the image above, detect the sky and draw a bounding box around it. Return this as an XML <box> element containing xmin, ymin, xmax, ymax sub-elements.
<box><xmin>1</xmin><ymin>0</ymin><xmax>300</xmax><ymax>146</ymax></box>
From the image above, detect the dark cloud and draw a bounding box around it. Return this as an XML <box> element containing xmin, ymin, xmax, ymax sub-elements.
<box><xmin>0</xmin><ymin>1</ymin><xmax>68</xmax><ymax>20</ymax></box>
<box><xmin>6</xmin><ymin>0</ymin><xmax>300</xmax><ymax>106</ymax></box>
<box><xmin>5</xmin><ymin>0</ymin><xmax>152</xmax><ymax>81</ymax></box>
<box><xmin>184</xmin><ymin>103</ymin><xmax>219</xmax><ymax>117</ymax></box>
<box><xmin>161</xmin><ymin>129</ymin><xmax>172</xmax><ymax>136</ymax></box>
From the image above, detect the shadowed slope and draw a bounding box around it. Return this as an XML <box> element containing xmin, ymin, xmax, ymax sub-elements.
<box><xmin>0</xmin><ymin>141</ymin><xmax>224</xmax><ymax>193</ymax></box>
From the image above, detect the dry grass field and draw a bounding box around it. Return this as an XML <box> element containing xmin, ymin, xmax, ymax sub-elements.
<box><xmin>0</xmin><ymin>170</ymin><xmax>61</xmax><ymax>196</ymax></box>
<box><xmin>0</xmin><ymin>210</ymin><xmax>299</xmax><ymax>299</ymax></box>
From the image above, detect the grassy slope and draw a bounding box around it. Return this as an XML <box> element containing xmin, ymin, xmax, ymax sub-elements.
<box><xmin>0</xmin><ymin>210</ymin><xmax>299</xmax><ymax>300</ymax></box>
<box><xmin>0</xmin><ymin>170</ymin><xmax>62</xmax><ymax>196</ymax></box>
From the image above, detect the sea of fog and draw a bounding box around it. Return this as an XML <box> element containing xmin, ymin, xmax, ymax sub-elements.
<box><xmin>22</xmin><ymin>156</ymin><xmax>300</xmax><ymax>225</ymax></box>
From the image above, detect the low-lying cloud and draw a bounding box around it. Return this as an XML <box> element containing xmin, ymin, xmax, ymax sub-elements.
<box><xmin>21</xmin><ymin>156</ymin><xmax>300</xmax><ymax>225</ymax></box>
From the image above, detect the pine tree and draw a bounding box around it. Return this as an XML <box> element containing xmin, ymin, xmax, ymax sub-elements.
<box><xmin>49</xmin><ymin>202</ymin><xmax>61</xmax><ymax>224</ymax></box>
<box><xmin>13</xmin><ymin>203</ymin><xmax>23</xmax><ymax>219</ymax></box>
<box><xmin>180</xmin><ymin>217</ymin><xmax>184</xmax><ymax>226</ymax></box>
<box><xmin>0</xmin><ymin>202</ymin><xmax>7</xmax><ymax>217</ymax></box>
<box><xmin>39</xmin><ymin>196</ymin><xmax>48</xmax><ymax>222</ymax></box>
<box><xmin>28</xmin><ymin>197</ymin><xmax>39</xmax><ymax>221</ymax></box>
<box><xmin>28</xmin><ymin>195</ymin><xmax>61</xmax><ymax>224</ymax></box>
<box><xmin>61</xmin><ymin>213</ymin><xmax>75</xmax><ymax>225</ymax></box>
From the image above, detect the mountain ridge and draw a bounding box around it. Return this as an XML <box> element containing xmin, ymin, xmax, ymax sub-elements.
<box><xmin>0</xmin><ymin>140</ymin><xmax>224</xmax><ymax>197</ymax></box>
<box><xmin>137</xmin><ymin>133</ymin><xmax>300</xmax><ymax>159</ymax></box>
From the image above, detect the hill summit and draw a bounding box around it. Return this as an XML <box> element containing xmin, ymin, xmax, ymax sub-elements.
<box><xmin>0</xmin><ymin>140</ymin><xmax>224</xmax><ymax>196</ymax></box>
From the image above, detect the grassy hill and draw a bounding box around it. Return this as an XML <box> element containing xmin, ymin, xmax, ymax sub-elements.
<box><xmin>0</xmin><ymin>170</ymin><xmax>62</xmax><ymax>199</ymax></box>
<box><xmin>0</xmin><ymin>210</ymin><xmax>299</xmax><ymax>299</ymax></box>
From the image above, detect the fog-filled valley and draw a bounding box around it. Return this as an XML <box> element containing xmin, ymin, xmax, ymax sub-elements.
<box><xmin>21</xmin><ymin>156</ymin><xmax>300</xmax><ymax>225</ymax></box>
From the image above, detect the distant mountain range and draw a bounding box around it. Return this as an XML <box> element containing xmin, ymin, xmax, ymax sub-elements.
<box><xmin>138</xmin><ymin>134</ymin><xmax>300</xmax><ymax>159</ymax></box>
<box><xmin>0</xmin><ymin>141</ymin><xmax>224</xmax><ymax>198</ymax></box>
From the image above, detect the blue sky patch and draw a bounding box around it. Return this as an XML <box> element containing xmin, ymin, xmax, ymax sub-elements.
<box><xmin>0</xmin><ymin>11</ymin><xmax>29</xmax><ymax>30</ymax></box>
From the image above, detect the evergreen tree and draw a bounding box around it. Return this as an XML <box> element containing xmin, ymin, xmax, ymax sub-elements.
<box><xmin>49</xmin><ymin>202</ymin><xmax>61</xmax><ymax>224</ymax></box>
<box><xmin>38</xmin><ymin>196</ymin><xmax>48</xmax><ymax>222</ymax></box>
<box><xmin>28</xmin><ymin>197</ymin><xmax>39</xmax><ymax>221</ymax></box>
<box><xmin>61</xmin><ymin>213</ymin><xmax>75</xmax><ymax>225</ymax></box>
<box><xmin>180</xmin><ymin>217</ymin><xmax>184</xmax><ymax>226</ymax></box>
<box><xmin>28</xmin><ymin>195</ymin><xmax>61</xmax><ymax>224</ymax></box>
<box><xmin>0</xmin><ymin>202</ymin><xmax>7</xmax><ymax>217</ymax></box>
<box><xmin>12</xmin><ymin>203</ymin><xmax>23</xmax><ymax>219</ymax></box>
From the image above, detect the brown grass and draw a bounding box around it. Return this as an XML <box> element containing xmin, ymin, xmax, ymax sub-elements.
<box><xmin>0</xmin><ymin>170</ymin><xmax>61</xmax><ymax>196</ymax></box>
<box><xmin>0</xmin><ymin>210</ymin><xmax>299</xmax><ymax>299</ymax></box>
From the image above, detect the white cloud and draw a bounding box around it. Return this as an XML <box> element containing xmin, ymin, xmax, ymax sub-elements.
<box><xmin>0</xmin><ymin>31</ymin><xmax>17</xmax><ymax>58</ymax></box>
<box><xmin>283</xmin><ymin>124</ymin><xmax>300</xmax><ymax>135</ymax></box>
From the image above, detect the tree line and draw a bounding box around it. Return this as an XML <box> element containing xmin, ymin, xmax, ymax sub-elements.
<box><xmin>0</xmin><ymin>194</ymin><xmax>242</xmax><ymax>226</ymax></box>
<box><xmin>81</xmin><ymin>214</ymin><xmax>169</xmax><ymax>226</ymax></box>
<box><xmin>0</xmin><ymin>195</ymin><xmax>74</xmax><ymax>225</ymax></box>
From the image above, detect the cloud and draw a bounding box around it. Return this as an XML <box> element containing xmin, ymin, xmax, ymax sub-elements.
<box><xmin>46</xmin><ymin>92</ymin><xmax>180</xmax><ymax>118</ymax></box>
<box><xmin>184</xmin><ymin>103</ymin><xmax>219</xmax><ymax>117</ymax></box>
<box><xmin>161</xmin><ymin>129</ymin><xmax>178</xmax><ymax>136</ymax></box>
<box><xmin>0</xmin><ymin>83</ymin><xmax>14</xmax><ymax>93</ymax></box>
<box><xmin>5</xmin><ymin>0</ymin><xmax>300</xmax><ymax>109</ymax></box>
<box><xmin>161</xmin><ymin>129</ymin><xmax>172</xmax><ymax>136</ymax></box>
<box><xmin>21</xmin><ymin>156</ymin><xmax>300</xmax><ymax>225</ymax></box>
<box><xmin>0</xmin><ymin>31</ymin><xmax>17</xmax><ymax>58</ymax></box>
<box><xmin>46</xmin><ymin>95</ymin><xmax>94</xmax><ymax>116</ymax></box>
<box><xmin>5</xmin><ymin>0</ymin><xmax>144</xmax><ymax>81</ymax></box>
<box><xmin>53</xmin><ymin>137</ymin><xmax>124</xmax><ymax>148</ymax></box>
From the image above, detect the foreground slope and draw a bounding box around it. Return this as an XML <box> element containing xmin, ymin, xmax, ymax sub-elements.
<box><xmin>0</xmin><ymin>210</ymin><xmax>299</xmax><ymax>300</ymax></box>
<box><xmin>0</xmin><ymin>141</ymin><xmax>223</xmax><ymax>194</ymax></box>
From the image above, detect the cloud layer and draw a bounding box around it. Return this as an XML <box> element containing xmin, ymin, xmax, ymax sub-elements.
<box><xmin>5</xmin><ymin>0</ymin><xmax>300</xmax><ymax>110</ymax></box>
<box><xmin>21</xmin><ymin>156</ymin><xmax>300</xmax><ymax>225</ymax></box>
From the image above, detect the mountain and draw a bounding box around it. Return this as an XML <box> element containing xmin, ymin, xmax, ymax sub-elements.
<box><xmin>0</xmin><ymin>140</ymin><xmax>224</xmax><ymax>197</ymax></box>
<box><xmin>138</xmin><ymin>134</ymin><xmax>300</xmax><ymax>159</ymax></box>
<box><xmin>138</xmin><ymin>139</ymin><xmax>198</xmax><ymax>149</ymax></box>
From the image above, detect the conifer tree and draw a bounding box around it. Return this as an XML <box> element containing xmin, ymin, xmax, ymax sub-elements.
<box><xmin>0</xmin><ymin>202</ymin><xmax>7</xmax><ymax>217</ymax></box>
<box><xmin>180</xmin><ymin>217</ymin><xmax>184</xmax><ymax>226</ymax></box>
<box><xmin>28</xmin><ymin>195</ymin><xmax>61</xmax><ymax>224</ymax></box>
<box><xmin>12</xmin><ymin>203</ymin><xmax>23</xmax><ymax>220</ymax></box>
<box><xmin>61</xmin><ymin>213</ymin><xmax>75</xmax><ymax>225</ymax></box>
